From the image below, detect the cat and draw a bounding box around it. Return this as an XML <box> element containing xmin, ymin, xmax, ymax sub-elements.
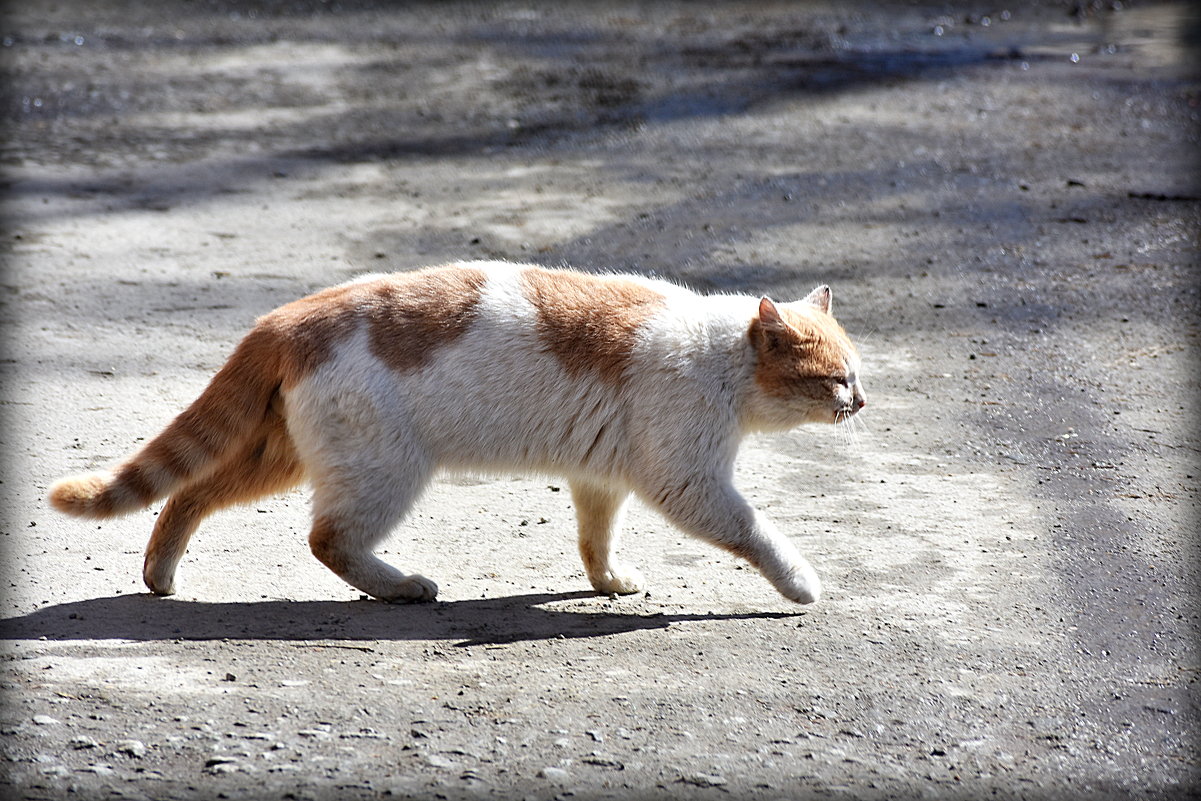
<box><xmin>48</xmin><ymin>261</ymin><xmax>866</xmax><ymax>605</ymax></box>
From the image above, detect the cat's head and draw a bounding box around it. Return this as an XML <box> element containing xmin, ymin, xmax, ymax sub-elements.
<box><xmin>745</xmin><ymin>285</ymin><xmax>866</xmax><ymax>430</ymax></box>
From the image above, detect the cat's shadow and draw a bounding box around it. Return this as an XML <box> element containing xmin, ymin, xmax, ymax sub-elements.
<box><xmin>0</xmin><ymin>591</ymin><xmax>803</xmax><ymax>648</ymax></box>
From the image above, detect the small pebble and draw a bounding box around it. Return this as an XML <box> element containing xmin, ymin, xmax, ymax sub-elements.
<box><xmin>205</xmin><ymin>756</ymin><xmax>242</xmax><ymax>774</ymax></box>
<box><xmin>115</xmin><ymin>739</ymin><xmax>146</xmax><ymax>758</ymax></box>
<box><xmin>32</xmin><ymin>715</ymin><xmax>60</xmax><ymax>726</ymax></box>
<box><xmin>681</xmin><ymin>773</ymin><xmax>727</xmax><ymax>787</ymax></box>
<box><xmin>297</xmin><ymin>729</ymin><xmax>331</xmax><ymax>739</ymax></box>
<box><xmin>538</xmin><ymin>766</ymin><xmax>569</xmax><ymax>781</ymax></box>
<box><xmin>340</xmin><ymin>727</ymin><xmax>387</xmax><ymax>740</ymax></box>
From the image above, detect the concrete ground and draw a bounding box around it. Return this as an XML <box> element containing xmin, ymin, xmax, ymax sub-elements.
<box><xmin>1</xmin><ymin>1</ymin><xmax>1198</xmax><ymax>799</ymax></box>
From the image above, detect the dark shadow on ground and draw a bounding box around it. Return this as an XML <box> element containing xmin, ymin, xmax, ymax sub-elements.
<box><xmin>2</xmin><ymin>1</ymin><xmax>1129</xmax><ymax>219</ymax></box>
<box><xmin>0</xmin><ymin>591</ymin><xmax>803</xmax><ymax>648</ymax></box>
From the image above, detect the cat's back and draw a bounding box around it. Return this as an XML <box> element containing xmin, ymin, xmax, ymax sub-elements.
<box><xmin>261</xmin><ymin>261</ymin><xmax>705</xmax><ymax>389</ymax></box>
<box><xmin>269</xmin><ymin>262</ymin><xmax>724</xmax><ymax>471</ymax></box>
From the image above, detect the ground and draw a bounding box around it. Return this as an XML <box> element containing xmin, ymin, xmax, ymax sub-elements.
<box><xmin>0</xmin><ymin>1</ymin><xmax>1198</xmax><ymax>800</ymax></box>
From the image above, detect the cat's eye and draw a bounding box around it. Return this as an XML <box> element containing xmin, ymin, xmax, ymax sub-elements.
<box><xmin>830</xmin><ymin>376</ymin><xmax>849</xmax><ymax>387</ymax></box>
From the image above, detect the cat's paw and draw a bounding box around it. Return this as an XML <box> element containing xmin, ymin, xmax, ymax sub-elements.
<box><xmin>380</xmin><ymin>574</ymin><xmax>439</xmax><ymax>603</ymax></box>
<box><xmin>142</xmin><ymin>562</ymin><xmax>176</xmax><ymax>596</ymax></box>
<box><xmin>589</xmin><ymin>565</ymin><xmax>646</xmax><ymax>596</ymax></box>
<box><xmin>774</xmin><ymin>563</ymin><xmax>822</xmax><ymax>605</ymax></box>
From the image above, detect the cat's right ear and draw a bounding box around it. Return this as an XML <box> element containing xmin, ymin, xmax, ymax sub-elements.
<box><xmin>800</xmin><ymin>284</ymin><xmax>832</xmax><ymax>315</ymax></box>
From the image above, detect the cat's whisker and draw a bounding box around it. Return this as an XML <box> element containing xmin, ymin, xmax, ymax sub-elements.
<box><xmin>831</xmin><ymin>408</ymin><xmax>872</xmax><ymax>449</ymax></box>
<box><xmin>832</xmin><ymin>411</ymin><xmax>861</xmax><ymax>448</ymax></box>
<box><xmin>854</xmin><ymin>414</ymin><xmax>870</xmax><ymax>442</ymax></box>
<box><xmin>858</xmin><ymin>416</ymin><xmax>872</xmax><ymax>437</ymax></box>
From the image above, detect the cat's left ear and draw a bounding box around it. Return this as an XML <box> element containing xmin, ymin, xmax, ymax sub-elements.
<box><xmin>757</xmin><ymin>297</ymin><xmax>791</xmax><ymax>333</ymax></box>
<box><xmin>800</xmin><ymin>284</ymin><xmax>832</xmax><ymax>315</ymax></box>
<box><xmin>755</xmin><ymin>297</ymin><xmax>793</xmax><ymax>349</ymax></box>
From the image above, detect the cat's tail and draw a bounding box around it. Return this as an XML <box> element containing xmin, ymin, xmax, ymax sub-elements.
<box><xmin>48</xmin><ymin>325</ymin><xmax>286</xmax><ymax>519</ymax></box>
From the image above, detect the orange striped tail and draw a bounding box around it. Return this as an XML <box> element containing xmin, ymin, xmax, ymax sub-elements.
<box><xmin>48</xmin><ymin>325</ymin><xmax>285</xmax><ymax>519</ymax></box>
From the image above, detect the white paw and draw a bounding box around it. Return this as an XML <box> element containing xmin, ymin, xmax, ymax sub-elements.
<box><xmin>142</xmin><ymin>563</ymin><xmax>176</xmax><ymax>596</ymax></box>
<box><xmin>381</xmin><ymin>574</ymin><xmax>439</xmax><ymax>603</ymax></box>
<box><xmin>775</xmin><ymin>562</ymin><xmax>822</xmax><ymax>605</ymax></box>
<box><xmin>590</xmin><ymin>565</ymin><xmax>645</xmax><ymax>595</ymax></box>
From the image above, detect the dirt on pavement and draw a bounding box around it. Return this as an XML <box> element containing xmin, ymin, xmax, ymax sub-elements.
<box><xmin>1</xmin><ymin>2</ymin><xmax>1198</xmax><ymax>800</ymax></box>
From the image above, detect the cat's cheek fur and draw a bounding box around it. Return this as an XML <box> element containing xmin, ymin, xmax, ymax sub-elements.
<box><xmin>741</xmin><ymin>392</ymin><xmax>833</xmax><ymax>431</ymax></box>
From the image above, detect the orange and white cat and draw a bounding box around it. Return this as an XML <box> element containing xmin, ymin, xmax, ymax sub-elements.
<box><xmin>49</xmin><ymin>262</ymin><xmax>865</xmax><ymax>604</ymax></box>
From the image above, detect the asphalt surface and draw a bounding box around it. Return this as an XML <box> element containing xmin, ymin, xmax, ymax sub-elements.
<box><xmin>1</xmin><ymin>2</ymin><xmax>1198</xmax><ymax>800</ymax></box>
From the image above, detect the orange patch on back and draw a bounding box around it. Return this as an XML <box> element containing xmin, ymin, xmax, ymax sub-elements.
<box><xmin>266</xmin><ymin>283</ymin><xmax>361</xmax><ymax>388</ymax></box>
<box><xmin>262</xmin><ymin>265</ymin><xmax>487</xmax><ymax>386</ymax></box>
<box><xmin>520</xmin><ymin>266</ymin><xmax>665</xmax><ymax>384</ymax></box>
<box><xmin>366</xmin><ymin>268</ymin><xmax>487</xmax><ymax>372</ymax></box>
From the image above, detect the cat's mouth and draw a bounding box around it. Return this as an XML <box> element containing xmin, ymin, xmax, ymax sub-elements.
<box><xmin>833</xmin><ymin>396</ymin><xmax>866</xmax><ymax>421</ymax></box>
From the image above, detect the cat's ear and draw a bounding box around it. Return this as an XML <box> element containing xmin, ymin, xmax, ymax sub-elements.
<box><xmin>755</xmin><ymin>297</ymin><xmax>792</xmax><ymax>349</ymax></box>
<box><xmin>800</xmin><ymin>284</ymin><xmax>832</xmax><ymax>315</ymax></box>
<box><xmin>758</xmin><ymin>297</ymin><xmax>787</xmax><ymax>330</ymax></box>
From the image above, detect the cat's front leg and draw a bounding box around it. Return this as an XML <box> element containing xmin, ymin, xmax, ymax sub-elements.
<box><xmin>640</xmin><ymin>476</ymin><xmax>822</xmax><ymax>604</ymax></box>
<box><xmin>569</xmin><ymin>479</ymin><xmax>644</xmax><ymax>595</ymax></box>
<box><xmin>743</xmin><ymin>508</ymin><xmax>822</xmax><ymax>604</ymax></box>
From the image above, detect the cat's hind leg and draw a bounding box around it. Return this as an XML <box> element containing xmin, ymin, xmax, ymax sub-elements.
<box><xmin>307</xmin><ymin>464</ymin><xmax>438</xmax><ymax>603</ymax></box>
<box><xmin>143</xmin><ymin>408</ymin><xmax>303</xmax><ymax>595</ymax></box>
<box><xmin>570</xmin><ymin>479</ymin><xmax>644</xmax><ymax>595</ymax></box>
